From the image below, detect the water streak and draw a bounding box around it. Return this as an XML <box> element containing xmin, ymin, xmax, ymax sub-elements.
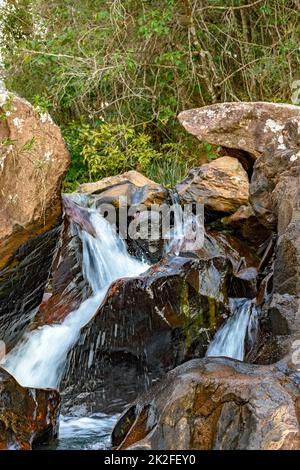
<box><xmin>206</xmin><ymin>298</ymin><xmax>257</xmax><ymax>361</ymax></box>
<box><xmin>4</xmin><ymin>205</ymin><xmax>148</xmax><ymax>389</ymax></box>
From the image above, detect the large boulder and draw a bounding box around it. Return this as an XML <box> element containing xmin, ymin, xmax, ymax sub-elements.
<box><xmin>178</xmin><ymin>102</ymin><xmax>300</xmax><ymax>160</ymax></box>
<box><xmin>0</xmin><ymin>367</ymin><xmax>60</xmax><ymax>450</ymax></box>
<box><xmin>249</xmin><ymin>130</ymin><xmax>300</xmax><ymax>357</ymax></box>
<box><xmin>0</xmin><ymin>91</ymin><xmax>70</xmax><ymax>348</ymax></box>
<box><xmin>176</xmin><ymin>157</ymin><xmax>249</xmax><ymax>213</ymax></box>
<box><xmin>112</xmin><ymin>357</ymin><xmax>300</xmax><ymax>450</ymax></box>
<box><xmin>0</xmin><ymin>91</ymin><xmax>70</xmax><ymax>268</ymax></box>
<box><xmin>178</xmin><ymin>102</ymin><xmax>300</xmax><ymax>362</ymax></box>
<box><xmin>61</xmin><ymin>254</ymin><xmax>232</xmax><ymax>414</ymax></box>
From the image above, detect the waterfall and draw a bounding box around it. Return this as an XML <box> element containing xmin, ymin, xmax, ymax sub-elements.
<box><xmin>166</xmin><ymin>191</ymin><xmax>203</xmax><ymax>255</ymax></box>
<box><xmin>4</xmin><ymin>205</ymin><xmax>149</xmax><ymax>389</ymax></box>
<box><xmin>206</xmin><ymin>298</ymin><xmax>258</xmax><ymax>361</ymax></box>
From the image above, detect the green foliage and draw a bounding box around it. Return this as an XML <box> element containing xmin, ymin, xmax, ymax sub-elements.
<box><xmin>1</xmin><ymin>0</ymin><xmax>299</xmax><ymax>189</ymax></box>
<box><xmin>62</xmin><ymin>121</ymin><xmax>202</xmax><ymax>191</ymax></box>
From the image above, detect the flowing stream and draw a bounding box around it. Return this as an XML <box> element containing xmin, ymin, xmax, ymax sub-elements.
<box><xmin>207</xmin><ymin>298</ymin><xmax>258</xmax><ymax>361</ymax></box>
<box><xmin>4</xmin><ymin>202</ymin><xmax>149</xmax><ymax>448</ymax></box>
<box><xmin>3</xmin><ymin>196</ymin><xmax>258</xmax><ymax>448</ymax></box>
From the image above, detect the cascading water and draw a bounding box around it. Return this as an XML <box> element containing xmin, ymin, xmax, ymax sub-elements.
<box><xmin>4</xmin><ymin>204</ymin><xmax>149</xmax><ymax>389</ymax></box>
<box><xmin>166</xmin><ymin>191</ymin><xmax>204</xmax><ymax>255</ymax></box>
<box><xmin>206</xmin><ymin>298</ymin><xmax>258</xmax><ymax>361</ymax></box>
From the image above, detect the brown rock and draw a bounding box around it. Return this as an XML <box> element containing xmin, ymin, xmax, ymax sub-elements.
<box><xmin>176</xmin><ymin>157</ymin><xmax>249</xmax><ymax>213</ymax></box>
<box><xmin>0</xmin><ymin>91</ymin><xmax>70</xmax><ymax>347</ymax></box>
<box><xmin>0</xmin><ymin>92</ymin><xmax>70</xmax><ymax>269</ymax></box>
<box><xmin>178</xmin><ymin>102</ymin><xmax>300</xmax><ymax>160</ymax></box>
<box><xmin>178</xmin><ymin>101</ymin><xmax>300</xmax><ymax>361</ymax></box>
<box><xmin>61</xmin><ymin>255</ymin><xmax>232</xmax><ymax>414</ymax></box>
<box><xmin>221</xmin><ymin>205</ymin><xmax>270</xmax><ymax>246</ymax></box>
<box><xmin>77</xmin><ymin>170</ymin><xmax>157</xmax><ymax>194</ymax></box>
<box><xmin>77</xmin><ymin>170</ymin><xmax>168</xmax><ymax>209</ymax></box>
<box><xmin>113</xmin><ymin>357</ymin><xmax>300</xmax><ymax>450</ymax></box>
<box><xmin>0</xmin><ymin>367</ymin><xmax>60</xmax><ymax>450</ymax></box>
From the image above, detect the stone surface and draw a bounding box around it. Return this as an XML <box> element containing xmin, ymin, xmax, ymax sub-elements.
<box><xmin>221</xmin><ymin>205</ymin><xmax>270</xmax><ymax>247</ymax></box>
<box><xmin>31</xmin><ymin>219</ymin><xmax>90</xmax><ymax>330</ymax></box>
<box><xmin>0</xmin><ymin>92</ymin><xmax>70</xmax><ymax>269</ymax></box>
<box><xmin>0</xmin><ymin>92</ymin><xmax>70</xmax><ymax>347</ymax></box>
<box><xmin>0</xmin><ymin>367</ymin><xmax>60</xmax><ymax>450</ymax></box>
<box><xmin>176</xmin><ymin>157</ymin><xmax>249</xmax><ymax>213</ymax></box>
<box><xmin>249</xmin><ymin>133</ymin><xmax>300</xmax><ymax>356</ymax></box>
<box><xmin>61</xmin><ymin>255</ymin><xmax>232</xmax><ymax>414</ymax></box>
<box><xmin>178</xmin><ymin>102</ymin><xmax>300</xmax><ymax>160</ymax></box>
<box><xmin>77</xmin><ymin>170</ymin><xmax>157</xmax><ymax>194</ymax></box>
<box><xmin>178</xmin><ymin>101</ymin><xmax>300</xmax><ymax>362</ymax></box>
<box><xmin>77</xmin><ymin>170</ymin><xmax>168</xmax><ymax>209</ymax></box>
<box><xmin>0</xmin><ymin>227</ymin><xmax>60</xmax><ymax>350</ymax></box>
<box><xmin>112</xmin><ymin>357</ymin><xmax>300</xmax><ymax>450</ymax></box>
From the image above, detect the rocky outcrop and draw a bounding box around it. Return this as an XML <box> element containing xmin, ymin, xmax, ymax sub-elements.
<box><xmin>178</xmin><ymin>101</ymin><xmax>300</xmax><ymax>362</ymax></box>
<box><xmin>77</xmin><ymin>170</ymin><xmax>168</xmax><ymax>209</ymax></box>
<box><xmin>176</xmin><ymin>157</ymin><xmax>249</xmax><ymax>213</ymax></box>
<box><xmin>0</xmin><ymin>91</ymin><xmax>70</xmax><ymax>268</ymax></box>
<box><xmin>0</xmin><ymin>367</ymin><xmax>60</xmax><ymax>450</ymax></box>
<box><xmin>178</xmin><ymin>102</ymin><xmax>300</xmax><ymax>160</ymax></box>
<box><xmin>220</xmin><ymin>205</ymin><xmax>270</xmax><ymax>247</ymax></box>
<box><xmin>78</xmin><ymin>170</ymin><xmax>158</xmax><ymax>194</ymax></box>
<box><xmin>61</xmin><ymin>254</ymin><xmax>233</xmax><ymax>414</ymax></box>
<box><xmin>113</xmin><ymin>357</ymin><xmax>300</xmax><ymax>450</ymax></box>
<box><xmin>30</xmin><ymin>219</ymin><xmax>90</xmax><ymax>329</ymax></box>
<box><xmin>0</xmin><ymin>91</ymin><xmax>70</xmax><ymax>347</ymax></box>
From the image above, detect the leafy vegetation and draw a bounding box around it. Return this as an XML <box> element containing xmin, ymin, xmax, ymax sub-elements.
<box><xmin>0</xmin><ymin>0</ymin><xmax>299</xmax><ymax>189</ymax></box>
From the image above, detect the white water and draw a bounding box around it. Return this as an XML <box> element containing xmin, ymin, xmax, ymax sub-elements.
<box><xmin>206</xmin><ymin>298</ymin><xmax>257</xmax><ymax>361</ymax></box>
<box><xmin>166</xmin><ymin>192</ymin><xmax>204</xmax><ymax>255</ymax></box>
<box><xmin>57</xmin><ymin>414</ymin><xmax>119</xmax><ymax>450</ymax></box>
<box><xmin>4</xmin><ymin>207</ymin><xmax>149</xmax><ymax>389</ymax></box>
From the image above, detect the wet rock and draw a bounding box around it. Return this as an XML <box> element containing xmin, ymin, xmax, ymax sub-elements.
<box><xmin>178</xmin><ymin>102</ymin><xmax>300</xmax><ymax>362</ymax></box>
<box><xmin>126</xmin><ymin>210</ymin><xmax>165</xmax><ymax>264</ymax></box>
<box><xmin>0</xmin><ymin>226</ymin><xmax>60</xmax><ymax>350</ymax></box>
<box><xmin>31</xmin><ymin>218</ymin><xmax>90</xmax><ymax>329</ymax></box>
<box><xmin>0</xmin><ymin>367</ymin><xmax>60</xmax><ymax>450</ymax></box>
<box><xmin>221</xmin><ymin>205</ymin><xmax>270</xmax><ymax>247</ymax></box>
<box><xmin>113</xmin><ymin>357</ymin><xmax>300</xmax><ymax>450</ymax></box>
<box><xmin>197</xmin><ymin>231</ymin><xmax>259</xmax><ymax>272</ymax></box>
<box><xmin>0</xmin><ymin>91</ymin><xmax>70</xmax><ymax>347</ymax></box>
<box><xmin>229</xmin><ymin>267</ymin><xmax>258</xmax><ymax>299</ymax></box>
<box><xmin>176</xmin><ymin>157</ymin><xmax>249</xmax><ymax>213</ymax></box>
<box><xmin>250</xmin><ymin>134</ymin><xmax>300</xmax><ymax>354</ymax></box>
<box><xmin>61</xmin><ymin>255</ymin><xmax>232</xmax><ymax>414</ymax></box>
<box><xmin>178</xmin><ymin>102</ymin><xmax>300</xmax><ymax>160</ymax></box>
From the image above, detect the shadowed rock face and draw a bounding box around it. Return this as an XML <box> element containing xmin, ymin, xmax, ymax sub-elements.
<box><xmin>250</xmin><ymin>129</ymin><xmax>300</xmax><ymax>359</ymax></box>
<box><xmin>0</xmin><ymin>226</ymin><xmax>60</xmax><ymax>350</ymax></box>
<box><xmin>31</xmin><ymin>220</ymin><xmax>90</xmax><ymax>330</ymax></box>
<box><xmin>0</xmin><ymin>367</ymin><xmax>60</xmax><ymax>450</ymax></box>
<box><xmin>111</xmin><ymin>101</ymin><xmax>300</xmax><ymax>450</ymax></box>
<box><xmin>112</xmin><ymin>357</ymin><xmax>300</xmax><ymax>450</ymax></box>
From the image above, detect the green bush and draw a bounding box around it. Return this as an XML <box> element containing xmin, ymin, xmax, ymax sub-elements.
<box><xmin>63</xmin><ymin>121</ymin><xmax>208</xmax><ymax>191</ymax></box>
